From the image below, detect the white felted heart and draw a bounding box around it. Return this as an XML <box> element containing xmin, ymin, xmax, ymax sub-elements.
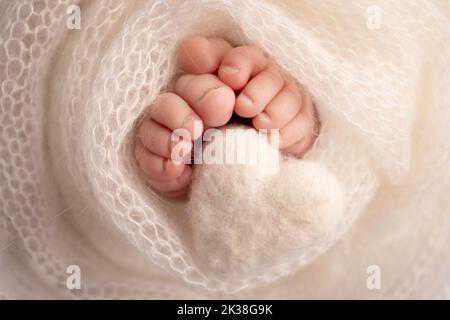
<box><xmin>187</xmin><ymin>125</ymin><xmax>344</xmax><ymax>283</ymax></box>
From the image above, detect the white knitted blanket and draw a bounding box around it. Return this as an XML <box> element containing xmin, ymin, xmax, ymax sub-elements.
<box><xmin>1</xmin><ymin>0</ymin><xmax>450</xmax><ymax>299</ymax></box>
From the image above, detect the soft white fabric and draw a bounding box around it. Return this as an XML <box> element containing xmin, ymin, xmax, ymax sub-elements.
<box><xmin>0</xmin><ymin>0</ymin><xmax>449</xmax><ymax>298</ymax></box>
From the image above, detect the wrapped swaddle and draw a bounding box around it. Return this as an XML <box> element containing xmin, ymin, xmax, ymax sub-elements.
<box><xmin>1</xmin><ymin>0</ymin><xmax>449</xmax><ymax>298</ymax></box>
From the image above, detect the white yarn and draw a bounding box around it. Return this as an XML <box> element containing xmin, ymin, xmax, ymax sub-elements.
<box><xmin>0</xmin><ymin>0</ymin><xmax>449</xmax><ymax>298</ymax></box>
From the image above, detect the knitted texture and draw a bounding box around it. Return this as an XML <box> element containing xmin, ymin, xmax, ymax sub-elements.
<box><xmin>1</xmin><ymin>0</ymin><xmax>450</xmax><ymax>298</ymax></box>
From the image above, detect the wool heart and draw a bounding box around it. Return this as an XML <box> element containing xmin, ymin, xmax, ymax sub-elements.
<box><xmin>187</xmin><ymin>125</ymin><xmax>344</xmax><ymax>285</ymax></box>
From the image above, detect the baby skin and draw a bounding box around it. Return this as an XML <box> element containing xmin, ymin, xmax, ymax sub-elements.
<box><xmin>135</xmin><ymin>37</ymin><xmax>319</xmax><ymax>197</ymax></box>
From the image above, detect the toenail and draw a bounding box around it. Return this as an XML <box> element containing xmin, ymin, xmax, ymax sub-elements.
<box><xmin>257</xmin><ymin>112</ymin><xmax>271</xmax><ymax>124</ymax></box>
<box><xmin>220</xmin><ymin>65</ymin><xmax>240</xmax><ymax>74</ymax></box>
<box><xmin>237</xmin><ymin>93</ymin><xmax>253</xmax><ymax>108</ymax></box>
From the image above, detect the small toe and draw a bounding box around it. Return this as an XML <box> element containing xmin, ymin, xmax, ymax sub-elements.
<box><xmin>135</xmin><ymin>140</ymin><xmax>185</xmax><ymax>181</ymax></box>
<box><xmin>279</xmin><ymin>94</ymin><xmax>317</xmax><ymax>154</ymax></box>
<box><xmin>252</xmin><ymin>78</ymin><xmax>303</xmax><ymax>130</ymax></box>
<box><xmin>148</xmin><ymin>92</ymin><xmax>203</xmax><ymax>141</ymax></box>
<box><xmin>218</xmin><ymin>45</ymin><xmax>268</xmax><ymax>90</ymax></box>
<box><xmin>234</xmin><ymin>65</ymin><xmax>284</xmax><ymax>118</ymax></box>
<box><xmin>146</xmin><ymin>165</ymin><xmax>193</xmax><ymax>195</ymax></box>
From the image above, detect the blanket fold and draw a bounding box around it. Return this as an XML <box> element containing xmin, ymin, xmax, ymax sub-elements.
<box><xmin>0</xmin><ymin>0</ymin><xmax>449</xmax><ymax>298</ymax></box>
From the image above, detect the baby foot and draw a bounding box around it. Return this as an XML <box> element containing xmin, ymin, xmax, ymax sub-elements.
<box><xmin>135</xmin><ymin>38</ymin><xmax>235</xmax><ymax>197</ymax></box>
<box><xmin>216</xmin><ymin>41</ymin><xmax>319</xmax><ymax>156</ymax></box>
<box><xmin>135</xmin><ymin>37</ymin><xmax>319</xmax><ymax>197</ymax></box>
<box><xmin>178</xmin><ymin>37</ymin><xmax>319</xmax><ymax>156</ymax></box>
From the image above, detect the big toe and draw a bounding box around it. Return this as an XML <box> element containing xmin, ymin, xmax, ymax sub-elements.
<box><xmin>177</xmin><ymin>37</ymin><xmax>232</xmax><ymax>74</ymax></box>
<box><xmin>175</xmin><ymin>74</ymin><xmax>235</xmax><ymax>127</ymax></box>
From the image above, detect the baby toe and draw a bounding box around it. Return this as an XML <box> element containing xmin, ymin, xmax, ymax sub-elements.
<box><xmin>279</xmin><ymin>94</ymin><xmax>318</xmax><ymax>155</ymax></box>
<box><xmin>148</xmin><ymin>92</ymin><xmax>203</xmax><ymax>141</ymax></box>
<box><xmin>218</xmin><ymin>45</ymin><xmax>267</xmax><ymax>90</ymax></box>
<box><xmin>135</xmin><ymin>140</ymin><xmax>185</xmax><ymax>181</ymax></box>
<box><xmin>281</xmin><ymin>138</ymin><xmax>313</xmax><ymax>157</ymax></box>
<box><xmin>138</xmin><ymin>118</ymin><xmax>193</xmax><ymax>163</ymax></box>
<box><xmin>175</xmin><ymin>74</ymin><xmax>235</xmax><ymax>127</ymax></box>
<box><xmin>177</xmin><ymin>37</ymin><xmax>232</xmax><ymax>74</ymax></box>
<box><xmin>147</xmin><ymin>166</ymin><xmax>193</xmax><ymax>196</ymax></box>
<box><xmin>252</xmin><ymin>79</ymin><xmax>303</xmax><ymax>130</ymax></box>
<box><xmin>235</xmin><ymin>65</ymin><xmax>284</xmax><ymax>118</ymax></box>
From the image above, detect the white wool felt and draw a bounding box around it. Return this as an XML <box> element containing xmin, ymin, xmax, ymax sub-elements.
<box><xmin>1</xmin><ymin>0</ymin><xmax>450</xmax><ymax>298</ymax></box>
<box><xmin>188</xmin><ymin>126</ymin><xmax>344</xmax><ymax>284</ymax></box>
